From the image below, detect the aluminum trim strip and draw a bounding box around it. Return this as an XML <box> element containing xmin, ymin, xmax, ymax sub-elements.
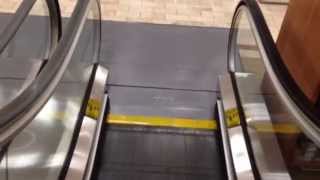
<box><xmin>217</xmin><ymin>99</ymin><xmax>236</xmax><ymax>180</ymax></box>
<box><xmin>84</xmin><ymin>94</ymin><xmax>108</xmax><ymax>180</ymax></box>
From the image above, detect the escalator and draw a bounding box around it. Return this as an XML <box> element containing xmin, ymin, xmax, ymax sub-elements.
<box><xmin>0</xmin><ymin>0</ymin><xmax>319</xmax><ymax>180</ymax></box>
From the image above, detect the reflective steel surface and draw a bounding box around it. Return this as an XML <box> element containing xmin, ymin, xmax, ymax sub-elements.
<box><xmin>234</xmin><ymin>73</ymin><xmax>291</xmax><ymax>180</ymax></box>
<box><xmin>230</xmin><ymin>4</ymin><xmax>320</xmax><ymax>180</ymax></box>
<box><xmin>0</xmin><ymin>63</ymin><xmax>93</xmax><ymax>180</ymax></box>
<box><xmin>66</xmin><ymin>66</ymin><xmax>108</xmax><ymax>180</ymax></box>
<box><xmin>217</xmin><ymin>99</ymin><xmax>235</xmax><ymax>180</ymax></box>
<box><xmin>219</xmin><ymin>73</ymin><xmax>255</xmax><ymax>180</ymax></box>
<box><xmin>0</xmin><ymin>0</ymin><xmax>101</xmax><ymax>178</ymax></box>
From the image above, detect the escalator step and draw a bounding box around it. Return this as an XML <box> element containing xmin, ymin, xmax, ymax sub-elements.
<box><xmin>96</xmin><ymin>125</ymin><xmax>226</xmax><ymax>180</ymax></box>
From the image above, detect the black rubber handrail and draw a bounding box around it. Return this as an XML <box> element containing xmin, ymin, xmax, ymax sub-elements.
<box><xmin>0</xmin><ymin>0</ymin><xmax>92</xmax><ymax>146</ymax></box>
<box><xmin>228</xmin><ymin>0</ymin><xmax>320</xmax><ymax>145</ymax></box>
<box><xmin>0</xmin><ymin>0</ymin><xmax>61</xmax><ymax>58</ymax></box>
<box><xmin>44</xmin><ymin>0</ymin><xmax>62</xmax><ymax>57</ymax></box>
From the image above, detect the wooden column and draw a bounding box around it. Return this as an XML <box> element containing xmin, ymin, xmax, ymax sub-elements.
<box><xmin>277</xmin><ymin>0</ymin><xmax>320</xmax><ymax>103</ymax></box>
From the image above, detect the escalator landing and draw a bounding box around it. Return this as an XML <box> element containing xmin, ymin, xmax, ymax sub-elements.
<box><xmin>95</xmin><ymin>21</ymin><xmax>228</xmax><ymax>180</ymax></box>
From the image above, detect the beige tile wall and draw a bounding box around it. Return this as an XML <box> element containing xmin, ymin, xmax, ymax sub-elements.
<box><xmin>101</xmin><ymin>0</ymin><xmax>288</xmax><ymax>40</ymax></box>
<box><xmin>1</xmin><ymin>0</ymin><xmax>287</xmax><ymax>39</ymax></box>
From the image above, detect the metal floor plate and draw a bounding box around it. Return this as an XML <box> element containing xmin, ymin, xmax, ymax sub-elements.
<box><xmin>108</xmin><ymin>85</ymin><xmax>217</xmax><ymax>120</ymax></box>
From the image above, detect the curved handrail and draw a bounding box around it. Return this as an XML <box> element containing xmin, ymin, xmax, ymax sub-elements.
<box><xmin>0</xmin><ymin>0</ymin><xmax>92</xmax><ymax>146</ymax></box>
<box><xmin>0</xmin><ymin>0</ymin><xmax>62</xmax><ymax>58</ymax></box>
<box><xmin>92</xmin><ymin>0</ymin><xmax>102</xmax><ymax>63</ymax></box>
<box><xmin>228</xmin><ymin>0</ymin><xmax>320</xmax><ymax>146</ymax></box>
<box><xmin>44</xmin><ymin>0</ymin><xmax>62</xmax><ymax>58</ymax></box>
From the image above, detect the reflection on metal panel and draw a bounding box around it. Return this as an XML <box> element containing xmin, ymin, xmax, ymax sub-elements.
<box><xmin>229</xmin><ymin>127</ymin><xmax>254</xmax><ymax>180</ymax></box>
<box><xmin>66</xmin><ymin>65</ymin><xmax>108</xmax><ymax>180</ymax></box>
<box><xmin>65</xmin><ymin>116</ymin><xmax>97</xmax><ymax>180</ymax></box>
<box><xmin>233</xmin><ymin>68</ymin><xmax>291</xmax><ymax>180</ymax></box>
<box><xmin>219</xmin><ymin>73</ymin><xmax>255</xmax><ymax>180</ymax></box>
<box><xmin>230</xmin><ymin>4</ymin><xmax>320</xmax><ymax>179</ymax></box>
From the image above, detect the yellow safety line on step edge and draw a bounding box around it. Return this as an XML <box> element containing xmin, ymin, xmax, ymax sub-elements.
<box><xmin>106</xmin><ymin>113</ymin><xmax>301</xmax><ymax>134</ymax></box>
<box><xmin>73</xmin><ymin>98</ymin><xmax>301</xmax><ymax>133</ymax></box>
<box><xmin>107</xmin><ymin>114</ymin><xmax>217</xmax><ymax>130</ymax></box>
<box><xmin>251</xmin><ymin>122</ymin><xmax>300</xmax><ymax>134</ymax></box>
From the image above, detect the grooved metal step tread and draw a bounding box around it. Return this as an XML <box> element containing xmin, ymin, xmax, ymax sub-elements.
<box><xmin>96</xmin><ymin>126</ymin><xmax>227</xmax><ymax>180</ymax></box>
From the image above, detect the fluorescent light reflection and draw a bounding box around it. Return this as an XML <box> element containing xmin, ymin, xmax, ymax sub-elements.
<box><xmin>8</xmin><ymin>153</ymin><xmax>41</xmax><ymax>169</ymax></box>
<box><xmin>230</xmin><ymin>134</ymin><xmax>252</xmax><ymax>173</ymax></box>
<box><xmin>44</xmin><ymin>153</ymin><xmax>65</xmax><ymax>168</ymax></box>
<box><xmin>36</xmin><ymin>97</ymin><xmax>59</xmax><ymax>126</ymax></box>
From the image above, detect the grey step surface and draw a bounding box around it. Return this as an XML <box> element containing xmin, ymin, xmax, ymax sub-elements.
<box><xmin>97</xmin><ymin>125</ymin><xmax>226</xmax><ymax>180</ymax></box>
<box><xmin>100</xmin><ymin>21</ymin><xmax>228</xmax><ymax>91</ymax></box>
<box><xmin>0</xmin><ymin>13</ymin><xmax>50</xmax><ymax>59</ymax></box>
